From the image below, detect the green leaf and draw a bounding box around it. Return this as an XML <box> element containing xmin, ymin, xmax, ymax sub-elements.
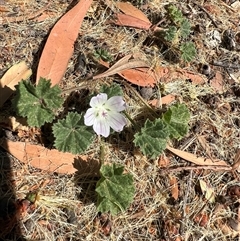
<box><xmin>100</xmin><ymin>83</ymin><xmax>123</xmax><ymax>98</ymax></box>
<box><xmin>134</xmin><ymin>119</ymin><xmax>169</xmax><ymax>159</ymax></box>
<box><xmin>162</xmin><ymin>103</ymin><xmax>190</xmax><ymax>140</ymax></box>
<box><xmin>180</xmin><ymin>19</ymin><xmax>191</xmax><ymax>39</ymax></box>
<box><xmin>180</xmin><ymin>42</ymin><xmax>196</xmax><ymax>62</ymax></box>
<box><xmin>167</xmin><ymin>5</ymin><xmax>184</xmax><ymax>25</ymax></box>
<box><xmin>96</xmin><ymin>163</ymin><xmax>135</xmax><ymax>215</ymax></box>
<box><xmin>12</xmin><ymin>78</ymin><xmax>63</xmax><ymax>127</ymax></box>
<box><xmin>164</xmin><ymin>26</ymin><xmax>178</xmax><ymax>42</ymax></box>
<box><xmin>52</xmin><ymin>112</ymin><xmax>95</xmax><ymax>154</ymax></box>
<box><xmin>93</xmin><ymin>49</ymin><xmax>112</xmax><ymax>62</ymax></box>
<box><xmin>26</xmin><ymin>192</ymin><xmax>38</xmax><ymax>204</ymax></box>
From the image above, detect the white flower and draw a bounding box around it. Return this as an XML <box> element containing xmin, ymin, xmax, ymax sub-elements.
<box><xmin>84</xmin><ymin>93</ymin><xmax>127</xmax><ymax>137</ymax></box>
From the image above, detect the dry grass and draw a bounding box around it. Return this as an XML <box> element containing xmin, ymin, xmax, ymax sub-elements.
<box><xmin>0</xmin><ymin>0</ymin><xmax>240</xmax><ymax>240</ymax></box>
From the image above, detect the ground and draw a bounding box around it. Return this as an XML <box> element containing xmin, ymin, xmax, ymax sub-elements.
<box><xmin>0</xmin><ymin>0</ymin><xmax>240</xmax><ymax>240</ymax></box>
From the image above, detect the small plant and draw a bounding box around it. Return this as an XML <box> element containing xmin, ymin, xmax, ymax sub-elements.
<box><xmin>180</xmin><ymin>42</ymin><xmax>196</xmax><ymax>62</ymax></box>
<box><xmin>52</xmin><ymin>112</ymin><xmax>95</xmax><ymax>154</ymax></box>
<box><xmin>134</xmin><ymin>118</ymin><xmax>169</xmax><ymax>159</ymax></box>
<box><xmin>160</xmin><ymin>5</ymin><xmax>196</xmax><ymax>62</ymax></box>
<box><xmin>13</xmin><ymin>80</ymin><xmax>191</xmax><ymax>215</ymax></box>
<box><xmin>12</xmin><ymin>78</ymin><xmax>63</xmax><ymax>127</ymax></box>
<box><xmin>134</xmin><ymin>104</ymin><xmax>190</xmax><ymax>159</ymax></box>
<box><xmin>93</xmin><ymin>49</ymin><xmax>112</xmax><ymax>62</ymax></box>
<box><xmin>96</xmin><ymin>163</ymin><xmax>135</xmax><ymax>215</ymax></box>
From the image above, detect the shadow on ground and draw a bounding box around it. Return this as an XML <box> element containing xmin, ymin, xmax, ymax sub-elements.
<box><xmin>0</xmin><ymin>146</ymin><xmax>26</xmax><ymax>241</ymax></box>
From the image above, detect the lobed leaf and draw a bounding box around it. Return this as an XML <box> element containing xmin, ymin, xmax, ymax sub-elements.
<box><xmin>134</xmin><ymin>119</ymin><xmax>169</xmax><ymax>159</ymax></box>
<box><xmin>180</xmin><ymin>42</ymin><xmax>196</xmax><ymax>62</ymax></box>
<box><xmin>96</xmin><ymin>163</ymin><xmax>135</xmax><ymax>215</ymax></box>
<box><xmin>94</xmin><ymin>49</ymin><xmax>112</xmax><ymax>62</ymax></box>
<box><xmin>100</xmin><ymin>83</ymin><xmax>123</xmax><ymax>98</ymax></box>
<box><xmin>12</xmin><ymin>78</ymin><xmax>63</xmax><ymax>127</ymax></box>
<box><xmin>52</xmin><ymin>112</ymin><xmax>95</xmax><ymax>154</ymax></box>
<box><xmin>167</xmin><ymin>5</ymin><xmax>184</xmax><ymax>25</ymax></box>
<box><xmin>162</xmin><ymin>103</ymin><xmax>190</xmax><ymax>140</ymax></box>
<box><xmin>180</xmin><ymin>19</ymin><xmax>191</xmax><ymax>39</ymax></box>
<box><xmin>164</xmin><ymin>26</ymin><xmax>177</xmax><ymax>42</ymax></box>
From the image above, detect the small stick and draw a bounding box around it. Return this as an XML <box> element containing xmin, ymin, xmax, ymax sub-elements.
<box><xmin>193</xmin><ymin>2</ymin><xmax>218</xmax><ymax>28</ymax></box>
<box><xmin>61</xmin><ymin>76</ymin><xmax>96</xmax><ymax>95</ymax></box>
<box><xmin>160</xmin><ymin>165</ymin><xmax>233</xmax><ymax>173</ymax></box>
<box><xmin>220</xmin><ymin>1</ymin><xmax>237</xmax><ymax>12</ymax></box>
<box><xmin>211</xmin><ymin>61</ymin><xmax>240</xmax><ymax>69</ymax></box>
<box><xmin>180</xmin><ymin>170</ymin><xmax>193</xmax><ymax>237</ymax></box>
<box><xmin>0</xmin><ymin>2</ymin><xmax>50</xmax><ymax>24</ymax></box>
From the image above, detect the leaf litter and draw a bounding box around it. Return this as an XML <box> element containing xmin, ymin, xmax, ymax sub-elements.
<box><xmin>0</xmin><ymin>0</ymin><xmax>240</xmax><ymax>240</ymax></box>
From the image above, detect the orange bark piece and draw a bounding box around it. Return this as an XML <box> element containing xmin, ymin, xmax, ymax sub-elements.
<box><xmin>0</xmin><ymin>139</ymin><xmax>88</xmax><ymax>174</ymax></box>
<box><xmin>113</xmin><ymin>2</ymin><xmax>152</xmax><ymax>30</ymax></box>
<box><xmin>119</xmin><ymin>67</ymin><xmax>156</xmax><ymax>87</ymax></box>
<box><xmin>169</xmin><ymin>176</ymin><xmax>179</xmax><ymax>200</ymax></box>
<box><xmin>217</xmin><ymin>219</ymin><xmax>238</xmax><ymax>237</ymax></box>
<box><xmin>158</xmin><ymin>155</ymin><xmax>170</xmax><ymax>168</ymax></box>
<box><xmin>155</xmin><ymin>66</ymin><xmax>206</xmax><ymax>84</ymax></box>
<box><xmin>36</xmin><ymin>0</ymin><xmax>93</xmax><ymax>86</ymax></box>
<box><xmin>97</xmin><ymin>57</ymin><xmax>206</xmax><ymax>87</ymax></box>
<box><xmin>203</xmin><ymin>3</ymin><xmax>222</xmax><ymax>15</ymax></box>
<box><xmin>94</xmin><ymin>54</ymin><xmax>148</xmax><ymax>80</ymax></box>
<box><xmin>182</xmin><ymin>70</ymin><xmax>207</xmax><ymax>85</ymax></box>
<box><xmin>116</xmin><ymin>2</ymin><xmax>151</xmax><ymax>24</ymax></box>
<box><xmin>210</xmin><ymin>71</ymin><xmax>224</xmax><ymax>93</ymax></box>
<box><xmin>113</xmin><ymin>13</ymin><xmax>152</xmax><ymax>30</ymax></box>
<box><xmin>0</xmin><ymin>6</ymin><xmax>10</xmax><ymax>12</ymax></box>
<box><xmin>148</xmin><ymin>94</ymin><xmax>176</xmax><ymax>107</ymax></box>
<box><xmin>194</xmin><ymin>213</ymin><xmax>209</xmax><ymax>227</ymax></box>
<box><xmin>96</xmin><ymin>55</ymin><xmax>155</xmax><ymax>87</ymax></box>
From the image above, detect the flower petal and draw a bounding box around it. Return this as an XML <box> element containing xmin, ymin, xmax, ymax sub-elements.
<box><xmin>84</xmin><ymin>108</ymin><xmax>96</xmax><ymax>126</ymax></box>
<box><xmin>106</xmin><ymin>111</ymin><xmax>127</xmax><ymax>132</ymax></box>
<box><xmin>106</xmin><ymin>96</ymin><xmax>126</xmax><ymax>112</ymax></box>
<box><xmin>90</xmin><ymin>93</ymin><xmax>107</xmax><ymax>107</ymax></box>
<box><xmin>93</xmin><ymin>118</ymin><xmax>110</xmax><ymax>137</ymax></box>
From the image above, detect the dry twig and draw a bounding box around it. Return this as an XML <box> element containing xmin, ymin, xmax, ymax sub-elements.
<box><xmin>193</xmin><ymin>2</ymin><xmax>218</xmax><ymax>28</ymax></box>
<box><xmin>0</xmin><ymin>2</ymin><xmax>50</xmax><ymax>24</ymax></box>
<box><xmin>160</xmin><ymin>165</ymin><xmax>233</xmax><ymax>173</ymax></box>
